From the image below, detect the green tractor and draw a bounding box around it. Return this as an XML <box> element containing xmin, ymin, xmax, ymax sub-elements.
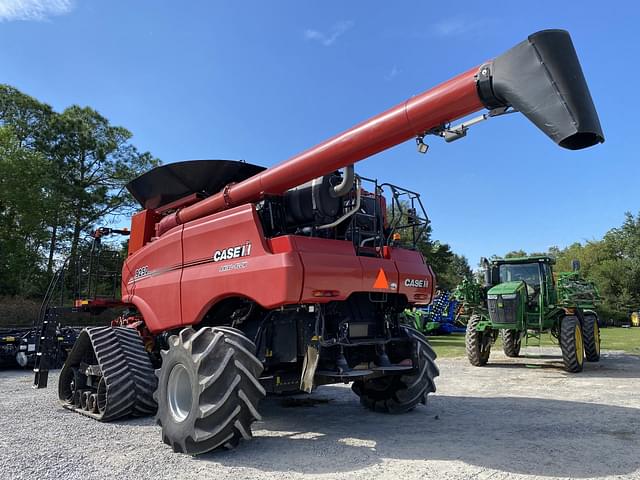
<box><xmin>464</xmin><ymin>256</ymin><xmax>601</xmax><ymax>373</ymax></box>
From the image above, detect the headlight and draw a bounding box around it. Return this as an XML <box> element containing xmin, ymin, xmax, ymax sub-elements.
<box><xmin>501</xmin><ymin>294</ymin><xmax>517</xmax><ymax>300</ymax></box>
<box><xmin>487</xmin><ymin>294</ymin><xmax>498</xmax><ymax>300</ymax></box>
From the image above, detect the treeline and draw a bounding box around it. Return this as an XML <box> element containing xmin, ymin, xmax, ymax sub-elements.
<box><xmin>502</xmin><ymin>212</ymin><xmax>640</xmax><ymax>322</ymax></box>
<box><xmin>0</xmin><ymin>85</ymin><xmax>159</xmax><ymax>301</ymax></box>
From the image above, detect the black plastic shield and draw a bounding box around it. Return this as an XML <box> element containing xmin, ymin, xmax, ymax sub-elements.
<box><xmin>478</xmin><ymin>29</ymin><xmax>604</xmax><ymax>150</ymax></box>
<box><xmin>126</xmin><ymin>159</ymin><xmax>266</xmax><ymax>209</ymax></box>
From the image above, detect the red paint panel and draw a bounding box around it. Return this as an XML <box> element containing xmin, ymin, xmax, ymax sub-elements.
<box><xmin>128</xmin><ymin>209</ymin><xmax>158</xmax><ymax>255</ymax></box>
<box><xmin>359</xmin><ymin>256</ymin><xmax>399</xmax><ymax>294</ymax></box>
<box><xmin>389</xmin><ymin>248</ymin><xmax>435</xmax><ymax>305</ymax></box>
<box><xmin>288</xmin><ymin>237</ymin><xmax>360</xmax><ymax>303</ymax></box>
<box><xmin>180</xmin><ymin>205</ymin><xmax>303</xmax><ymax>325</ymax></box>
<box><xmin>122</xmin><ymin>227</ymin><xmax>183</xmax><ymax>332</ymax></box>
<box><xmin>292</xmin><ymin>236</ymin><xmax>403</xmax><ymax>302</ymax></box>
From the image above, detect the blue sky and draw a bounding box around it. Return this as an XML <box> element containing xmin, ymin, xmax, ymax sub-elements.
<box><xmin>1</xmin><ymin>0</ymin><xmax>638</xmax><ymax>266</ymax></box>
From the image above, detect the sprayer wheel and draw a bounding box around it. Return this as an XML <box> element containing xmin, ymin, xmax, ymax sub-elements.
<box><xmin>559</xmin><ymin>316</ymin><xmax>584</xmax><ymax>373</ymax></box>
<box><xmin>155</xmin><ymin>327</ymin><xmax>265</xmax><ymax>455</ymax></box>
<box><xmin>582</xmin><ymin>313</ymin><xmax>601</xmax><ymax>362</ymax></box>
<box><xmin>352</xmin><ymin>326</ymin><xmax>438</xmax><ymax>414</ymax></box>
<box><xmin>465</xmin><ymin>315</ymin><xmax>491</xmax><ymax>366</ymax></box>
<box><xmin>501</xmin><ymin>329</ymin><xmax>521</xmax><ymax>357</ymax></box>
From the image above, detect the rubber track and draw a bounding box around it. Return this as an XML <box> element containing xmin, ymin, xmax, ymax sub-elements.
<box><xmin>465</xmin><ymin>315</ymin><xmax>490</xmax><ymax>366</ymax></box>
<box><xmin>59</xmin><ymin>326</ymin><xmax>157</xmax><ymax>421</ymax></box>
<box><xmin>352</xmin><ymin>326</ymin><xmax>439</xmax><ymax>414</ymax></box>
<box><xmin>582</xmin><ymin>314</ymin><xmax>601</xmax><ymax>362</ymax></box>
<box><xmin>501</xmin><ymin>329</ymin><xmax>521</xmax><ymax>357</ymax></box>
<box><xmin>156</xmin><ymin>327</ymin><xmax>265</xmax><ymax>455</ymax></box>
<box><xmin>559</xmin><ymin>316</ymin><xmax>583</xmax><ymax>373</ymax></box>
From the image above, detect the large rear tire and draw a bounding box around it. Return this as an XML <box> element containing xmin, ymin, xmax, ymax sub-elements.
<box><xmin>582</xmin><ymin>313</ymin><xmax>601</xmax><ymax>362</ymax></box>
<box><xmin>352</xmin><ymin>326</ymin><xmax>438</xmax><ymax>414</ymax></box>
<box><xmin>155</xmin><ymin>327</ymin><xmax>265</xmax><ymax>454</ymax></box>
<box><xmin>559</xmin><ymin>316</ymin><xmax>584</xmax><ymax>373</ymax></box>
<box><xmin>466</xmin><ymin>315</ymin><xmax>491</xmax><ymax>366</ymax></box>
<box><xmin>501</xmin><ymin>329</ymin><xmax>521</xmax><ymax>358</ymax></box>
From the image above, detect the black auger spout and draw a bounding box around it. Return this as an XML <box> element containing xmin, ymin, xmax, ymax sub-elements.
<box><xmin>477</xmin><ymin>29</ymin><xmax>604</xmax><ymax>150</ymax></box>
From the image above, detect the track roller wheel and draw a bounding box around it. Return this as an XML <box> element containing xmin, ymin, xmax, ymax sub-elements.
<box><xmin>88</xmin><ymin>394</ymin><xmax>98</xmax><ymax>413</ymax></box>
<box><xmin>352</xmin><ymin>326</ymin><xmax>438</xmax><ymax>414</ymax></box>
<box><xmin>155</xmin><ymin>327</ymin><xmax>265</xmax><ymax>455</ymax></box>
<box><xmin>465</xmin><ymin>314</ymin><xmax>491</xmax><ymax>366</ymax></box>
<box><xmin>582</xmin><ymin>313</ymin><xmax>601</xmax><ymax>362</ymax></box>
<box><xmin>559</xmin><ymin>316</ymin><xmax>584</xmax><ymax>373</ymax></box>
<box><xmin>500</xmin><ymin>329</ymin><xmax>521</xmax><ymax>357</ymax></box>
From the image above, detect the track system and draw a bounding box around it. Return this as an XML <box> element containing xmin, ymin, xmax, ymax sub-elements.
<box><xmin>58</xmin><ymin>326</ymin><xmax>157</xmax><ymax>421</ymax></box>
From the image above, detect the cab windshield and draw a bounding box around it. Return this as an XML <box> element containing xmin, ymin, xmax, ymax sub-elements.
<box><xmin>498</xmin><ymin>263</ymin><xmax>541</xmax><ymax>286</ymax></box>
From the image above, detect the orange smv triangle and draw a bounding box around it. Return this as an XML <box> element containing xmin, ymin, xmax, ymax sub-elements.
<box><xmin>372</xmin><ymin>268</ymin><xmax>389</xmax><ymax>289</ymax></box>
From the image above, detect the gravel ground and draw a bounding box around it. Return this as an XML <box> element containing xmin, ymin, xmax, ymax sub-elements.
<box><xmin>1</xmin><ymin>347</ymin><xmax>639</xmax><ymax>480</ymax></box>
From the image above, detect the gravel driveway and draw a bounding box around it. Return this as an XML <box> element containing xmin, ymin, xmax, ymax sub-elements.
<box><xmin>1</xmin><ymin>348</ymin><xmax>639</xmax><ymax>480</ymax></box>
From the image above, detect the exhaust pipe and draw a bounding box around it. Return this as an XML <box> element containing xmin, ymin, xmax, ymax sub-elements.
<box><xmin>477</xmin><ymin>29</ymin><xmax>604</xmax><ymax>150</ymax></box>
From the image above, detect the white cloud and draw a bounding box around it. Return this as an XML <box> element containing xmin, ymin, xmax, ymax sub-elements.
<box><xmin>0</xmin><ymin>0</ymin><xmax>74</xmax><ymax>22</ymax></box>
<box><xmin>431</xmin><ymin>17</ymin><xmax>488</xmax><ymax>37</ymax></box>
<box><xmin>385</xmin><ymin>65</ymin><xmax>400</xmax><ymax>81</ymax></box>
<box><xmin>304</xmin><ymin>20</ymin><xmax>354</xmax><ymax>47</ymax></box>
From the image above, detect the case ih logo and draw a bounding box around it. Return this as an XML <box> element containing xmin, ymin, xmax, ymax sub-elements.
<box><xmin>405</xmin><ymin>278</ymin><xmax>428</xmax><ymax>288</ymax></box>
<box><xmin>213</xmin><ymin>241</ymin><xmax>252</xmax><ymax>262</ymax></box>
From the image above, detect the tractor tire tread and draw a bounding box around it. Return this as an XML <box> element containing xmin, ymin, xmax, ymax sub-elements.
<box><xmin>559</xmin><ymin>316</ymin><xmax>584</xmax><ymax>373</ymax></box>
<box><xmin>466</xmin><ymin>315</ymin><xmax>490</xmax><ymax>366</ymax></box>
<box><xmin>352</xmin><ymin>326</ymin><xmax>438</xmax><ymax>414</ymax></box>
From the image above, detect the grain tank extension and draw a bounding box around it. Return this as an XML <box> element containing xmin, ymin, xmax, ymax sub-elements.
<box><xmin>34</xmin><ymin>29</ymin><xmax>603</xmax><ymax>455</ymax></box>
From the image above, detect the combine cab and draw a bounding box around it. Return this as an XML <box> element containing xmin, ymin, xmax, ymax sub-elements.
<box><xmin>35</xmin><ymin>29</ymin><xmax>603</xmax><ymax>454</ymax></box>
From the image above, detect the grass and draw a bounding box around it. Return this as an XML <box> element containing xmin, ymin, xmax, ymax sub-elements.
<box><xmin>428</xmin><ymin>327</ymin><xmax>640</xmax><ymax>358</ymax></box>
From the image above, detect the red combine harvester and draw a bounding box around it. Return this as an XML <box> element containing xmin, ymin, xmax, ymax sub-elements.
<box><xmin>34</xmin><ymin>30</ymin><xmax>603</xmax><ymax>454</ymax></box>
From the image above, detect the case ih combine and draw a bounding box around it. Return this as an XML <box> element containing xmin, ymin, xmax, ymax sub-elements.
<box><xmin>33</xmin><ymin>30</ymin><xmax>603</xmax><ymax>454</ymax></box>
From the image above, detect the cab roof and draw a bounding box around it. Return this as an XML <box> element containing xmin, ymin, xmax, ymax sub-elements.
<box><xmin>491</xmin><ymin>255</ymin><xmax>556</xmax><ymax>266</ymax></box>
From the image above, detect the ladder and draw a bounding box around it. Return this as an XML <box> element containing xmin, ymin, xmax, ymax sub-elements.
<box><xmin>33</xmin><ymin>308</ymin><xmax>59</xmax><ymax>389</ymax></box>
<box><xmin>524</xmin><ymin>310</ymin><xmax>544</xmax><ymax>359</ymax></box>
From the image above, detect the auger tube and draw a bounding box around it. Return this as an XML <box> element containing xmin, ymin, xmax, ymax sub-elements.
<box><xmin>157</xmin><ymin>29</ymin><xmax>603</xmax><ymax>236</ymax></box>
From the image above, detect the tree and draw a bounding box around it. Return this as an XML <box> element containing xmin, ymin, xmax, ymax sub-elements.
<box><xmin>0</xmin><ymin>85</ymin><xmax>64</xmax><ymax>275</ymax></box>
<box><xmin>0</xmin><ymin>127</ymin><xmax>51</xmax><ymax>295</ymax></box>
<box><xmin>47</xmin><ymin>106</ymin><xmax>159</xmax><ymax>268</ymax></box>
<box><xmin>0</xmin><ymin>85</ymin><xmax>52</xmax><ymax>148</ymax></box>
<box><xmin>0</xmin><ymin>85</ymin><xmax>160</xmax><ymax>301</ymax></box>
<box><xmin>516</xmin><ymin>212</ymin><xmax>640</xmax><ymax>322</ymax></box>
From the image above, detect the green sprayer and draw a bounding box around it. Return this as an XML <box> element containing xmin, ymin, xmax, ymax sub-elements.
<box><xmin>464</xmin><ymin>256</ymin><xmax>601</xmax><ymax>372</ymax></box>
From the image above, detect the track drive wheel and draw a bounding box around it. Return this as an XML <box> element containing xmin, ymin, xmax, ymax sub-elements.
<box><xmin>465</xmin><ymin>314</ymin><xmax>491</xmax><ymax>366</ymax></box>
<box><xmin>155</xmin><ymin>327</ymin><xmax>265</xmax><ymax>455</ymax></box>
<box><xmin>500</xmin><ymin>329</ymin><xmax>521</xmax><ymax>357</ymax></box>
<box><xmin>582</xmin><ymin>313</ymin><xmax>601</xmax><ymax>362</ymax></box>
<box><xmin>559</xmin><ymin>316</ymin><xmax>584</xmax><ymax>373</ymax></box>
<box><xmin>352</xmin><ymin>326</ymin><xmax>438</xmax><ymax>414</ymax></box>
